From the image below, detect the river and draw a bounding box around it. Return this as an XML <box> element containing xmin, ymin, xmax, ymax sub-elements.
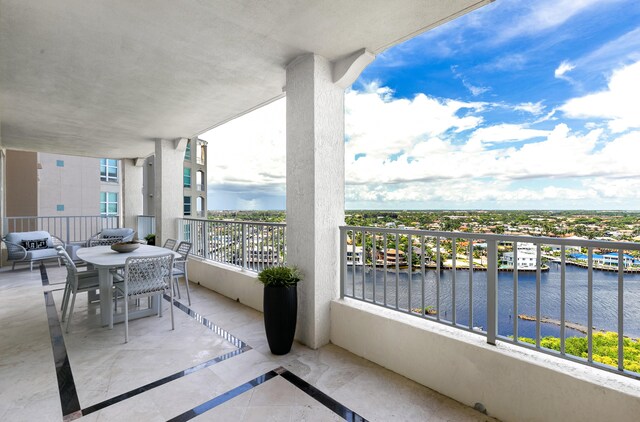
<box><xmin>345</xmin><ymin>262</ymin><xmax>640</xmax><ymax>339</ymax></box>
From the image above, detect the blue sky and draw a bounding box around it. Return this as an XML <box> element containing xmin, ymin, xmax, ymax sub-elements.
<box><xmin>202</xmin><ymin>0</ymin><xmax>640</xmax><ymax>210</ymax></box>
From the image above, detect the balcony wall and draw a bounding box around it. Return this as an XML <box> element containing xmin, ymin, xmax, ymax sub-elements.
<box><xmin>331</xmin><ymin>298</ymin><xmax>640</xmax><ymax>422</ymax></box>
<box><xmin>187</xmin><ymin>258</ymin><xmax>263</xmax><ymax>312</ymax></box>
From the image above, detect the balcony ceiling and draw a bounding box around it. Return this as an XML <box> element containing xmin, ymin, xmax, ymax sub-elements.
<box><xmin>0</xmin><ymin>0</ymin><xmax>490</xmax><ymax>159</ymax></box>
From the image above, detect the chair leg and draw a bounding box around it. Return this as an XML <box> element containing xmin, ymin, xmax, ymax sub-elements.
<box><xmin>65</xmin><ymin>292</ymin><xmax>76</xmax><ymax>333</ymax></box>
<box><xmin>173</xmin><ymin>279</ymin><xmax>182</xmax><ymax>299</ymax></box>
<box><xmin>183</xmin><ymin>274</ymin><xmax>191</xmax><ymax>306</ymax></box>
<box><xmin>169</xmin><ymin>291</ymin><xmax>175</xmax><ymax>331</ymax></box>
<box><xmin>124</xmin><ymin>294</ymin><xmax>129</xmax><ymax>343</ymax></box>
<box><xmin>61</xmin><ymin>285</ymin><xmax>72</xmax><ymax>322</ymax></box>
<box><xmin>12</xmin><ymin>261</ymin><xmax>15</xmax><ymax>271</ymax></box>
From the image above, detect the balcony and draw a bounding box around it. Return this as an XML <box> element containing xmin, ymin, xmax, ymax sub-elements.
<box><xmin>3</xmin><ymin>2</ymin><xmax>640</xmax><ymax>420</ymax></box>
<box><xmin>0</xmin><ymin>262</ymin><xmax>496</xmax><ymax>421</ymax></box>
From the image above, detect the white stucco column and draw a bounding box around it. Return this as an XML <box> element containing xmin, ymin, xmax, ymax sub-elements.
<box><xmin>154</xmin><ymin>138</ymin><xmax>186</xmax><ymax>245</ymax></box>
<box><xmin>286</xmin><ymin>54</ymin><xmax>345</xmax><ymax>349</ymax></box>
<box><xmin>122</xmin><ymin>158</ymin><xmax>144</xmax><ymax>235</ymax></box>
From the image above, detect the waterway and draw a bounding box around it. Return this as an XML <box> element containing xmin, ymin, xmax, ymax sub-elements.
<box><xmin>345</xmin><ymin>262</ymin><xmax>640</xmax><ymax>339</ymax></box>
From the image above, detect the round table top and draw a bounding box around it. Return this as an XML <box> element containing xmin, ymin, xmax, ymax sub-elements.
<box><xmin>76</xmin><ymin>244</ymin><xmax>180</xmax><ymax>267</ymax></box>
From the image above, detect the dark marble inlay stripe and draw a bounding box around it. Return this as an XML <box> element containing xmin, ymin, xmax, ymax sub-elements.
<box><xmin>43</xmin><ymin>288</ymin><xmax>81</xmax><ymax>420</ymax></box>
<box><xmin>280</xmin><ymin>369</ymin><xmax>368</xmax><ymax>422</ymax></box>
<box><xmin>168</xmin><ymin>370</ymin><xmax>279</xmax><ymax>422</ymax></box>
<box><xmin>40</xmin><ymin>262</ymin><xmax>50</xmax><ymax>286</ymax></box>
<box><xmin>81</xmin><ymin>345</ymin><xmax>252</xmax><ymax>416</ymax></box>
<box><xmin>164</xmin><ymin>294</ymin><xmax>248</xmax><ymax>349</ymax></box>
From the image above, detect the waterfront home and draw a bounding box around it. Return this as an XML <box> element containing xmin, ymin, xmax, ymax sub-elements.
<box><xmin>569</xmin><ymin>252</ymin><xmax>638</xmax><ymax>268</ymax></box>
<box><xmin>500</xmin><ymin>242</ymin><xmax>537</xmax><ymax>270</ymax></box>
<box><xmin>376</xmin><ymin>248</ymin><xmax>408</xmax><ymax>266</ymax></box>
<box><xmin>346</xmin><ymin>245</ymin><xmax>364</xmax><ymax>266</ymax></box>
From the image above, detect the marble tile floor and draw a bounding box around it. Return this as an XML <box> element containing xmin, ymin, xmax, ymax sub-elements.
<box><xmin>0</xmin><ymin>262</ymin><xmax>498</xmax><ymax>421</ymax></box>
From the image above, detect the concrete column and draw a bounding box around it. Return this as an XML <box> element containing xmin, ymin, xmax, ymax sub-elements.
<box><xmin>286</xmin><ymin>54</ymin><xmax>345</xmax><ymax>349</ymax></box>
<box><xmin>122</xmin><ymin>158</ymin><xmax>144</xmax><ymax>236</ymax></box>
<box><xmin>154</xmin><ymin>138</ymin><xmax>186</xmax><ymax>245</ymax></box>
<box><xmin>0</xmin><ymin>148</ymin><xmax>6</xmax><ymax>266</ymax></box>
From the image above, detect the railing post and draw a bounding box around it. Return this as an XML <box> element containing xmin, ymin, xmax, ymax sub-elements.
<box><xmin>340</xmin><ymin>227</ymin><xmax>346</xmax><ymax>299</ymax></box>
<box><xmin>487</xmin><ymin>238</ymin><xmax>498</xmax><ymax>345</ymax></box>
<box><xmin>65</xmin><ymin>216</ymin><xmax>70</xmax><ymax>245</ymax></box>
<box><xmin>241</xmin><ymin>223</ymin><xmax>247</xmax><ymax>270</ymax></box>
<box><xmin>200</xmin><ymin>220</ymin><xmax>206</xmax><ymax>259</ymax></box>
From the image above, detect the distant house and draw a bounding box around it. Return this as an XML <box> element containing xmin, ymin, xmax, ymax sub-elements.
<box><xmin>500</xmin><ymin>243</ymin><xmax>537</xmax><ymax>270</ymax></box>
<box><xmin>569</xmin><ymin>252</ymin><xmax>638</xmax><ymax>268</ymax></box>
<box><xmin>346</xmin><ymin>245</ymin><xmax>364</xmax><ymax>266</ymax></box>
<box><xmin>376</xmin><ymin>248</ymin><xmax>407</xmax><ymax>266</ymax></box>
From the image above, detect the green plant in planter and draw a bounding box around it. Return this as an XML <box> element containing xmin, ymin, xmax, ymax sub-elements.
<box><xmin>257</xmin><ymin>266</ymin><xmax>302</xmax><ymax>355</ymax></box>
<box><xmin>257</xmin><ymin>266</ymin><xmax>302</xmax><ymax>287</ymax></box>
<box><xmin>144</xmin><ymin>233</ymin><xmax>156</xmax><ymax>245</ymax></box>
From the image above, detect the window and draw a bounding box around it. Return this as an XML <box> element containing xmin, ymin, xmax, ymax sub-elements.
<box><xmin>100</xmin><ymin>192</ymin><xmax>118</xmax><ymax>216</ymax></box>
<box><xmin>100</xmin><ymin>159</ymin><xmax>118</xmax><ymax>182</ymax></box>
<box><xmin>183</xmin><ymin>196</ymin><xmax>191</xmax><ymax>215</ymax></box>
<box><xmin>196</xmin><ymin>142</ymin><xmax>206</xmax><ymax>165</ymax></box>
<box><xmin>56</xmin><ymin>160</ymin><xmax>64</xmax><ymax>167</ymax></box>
<box><xmin>184</xmin><ymin>140</ymin><xmax>191</xmax><ymax>161</ymax></box>
<box><xmin>196</xmin><ymin>170</ymin><xmax>205</xmax><ymax>191</ymax></box>
<box><xmin>183</xmin><ymin>167</ymin><xmax>191</xmax><ymax>187</ymax></box>
<box><xmin>197</xmin><ymin>196</ymin><xmax>205</xmax><ymax>217</ymax></box>
<box><xmin>56</xmin><ymin>204</ymin><xmax>64</xmax><ymax>212</ymax></box>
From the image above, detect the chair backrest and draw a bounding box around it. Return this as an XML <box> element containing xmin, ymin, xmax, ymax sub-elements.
<box><xmin>124</xmin><ymin>254</ymin><xmax>174</xmax><ymax>296</ymax></box>
<box><xmin>100</xmin><ymin>228</ymin><xmax>135</xmax><ymax>241</ymax></box>
<box><xmin>57</xmin><ymin>247</ymin><xmax>79</xmax><ymax>285</ymax></box>
<box><xmin>89</xmin><ymin>236</ymin><xmax>124</xmax><ymax>246</ymax></box>
<box><xmin>88</xmin><ymin>228</ymin><xmax>135</xmax><ymax>246</ymax></box>
<box><xmin>163</xmin><ymin>238</ymin><xmax>177</xmax><ymax>250</ymax></box>
<box><xmin>175</xmin><ymin>241</ymin><xmax>192</xmax><ymax>260</ymax></box>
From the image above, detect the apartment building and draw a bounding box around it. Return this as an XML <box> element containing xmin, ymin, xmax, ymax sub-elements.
<box><xmin>5</xmin><ymin>150</ymin><xmax>121</xmax><ymax>219</ymax></box>
<box><xmin>142</xmin><ymin>137</ymin><xmax>207</xmax><ymax>218</ymax></box>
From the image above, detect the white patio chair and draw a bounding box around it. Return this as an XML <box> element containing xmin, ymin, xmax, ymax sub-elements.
<box><xmin>162</xmin><ymin>238</ymin><xmax>177</xmax><ymax>250</ymax></box>
<box><xmin>114</xmin><ymin>254</ymin><xmax>175</xmax><ymax>343</ymax></box>
<box><xmin>172</xmin><ymin>241</ymin><xmax>192</xmax><ymax>305</ymax></box>
<box><xmin>57</xmin><ymin>248</ymin><xmax>100</xmax><ymax>333</ymax></box>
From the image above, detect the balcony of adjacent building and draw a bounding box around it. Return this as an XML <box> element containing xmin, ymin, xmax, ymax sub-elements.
<box><xmin>2</xmin><ymin>2</ymin><xmax>639</xmax><ymax>421</ymax></box>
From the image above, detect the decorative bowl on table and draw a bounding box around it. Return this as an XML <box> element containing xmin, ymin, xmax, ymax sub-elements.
<box><xmin>111</xmin><ymin>241</ymin><xmax>140</xmax><ymax>253</ymax></box>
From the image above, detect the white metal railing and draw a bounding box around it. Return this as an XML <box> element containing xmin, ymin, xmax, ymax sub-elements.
<box><xmin>136</xmin><ymin>215</ymin><xmax>156</xmax><ymax>241</ymax></box>
<box><xmin>177</xmin><ymin>218</ymin><xmax>286</xmax><ymax>272</ymax></box>
<box><xmin>196</xmin><ymin>183</ymin><xmax>205</xmax><ymax>191</ymax></box>
<box><xmin>4</xmin><ymin>215</ymin><xmax>119</xmax><ymax>244</ymax></box>
<box><xmin>340</xmin><ymin>225</ymin><xmax>640</xmax><ymax>380</ymax></box>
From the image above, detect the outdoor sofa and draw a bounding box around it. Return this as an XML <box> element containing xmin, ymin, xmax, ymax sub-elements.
<box><xmin>2</xmin><ymin>230</ymin><xmax>65</xmax><ymax>271</ymax></box>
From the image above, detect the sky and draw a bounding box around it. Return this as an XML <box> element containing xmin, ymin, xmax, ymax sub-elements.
<box><xmin>201</xmin><ymin>0</ymin><xmax>640</xmax><ymax>211</ymax></box>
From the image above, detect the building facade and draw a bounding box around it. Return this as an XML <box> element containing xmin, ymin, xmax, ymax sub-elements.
<box><xmin>5</xmin><ymin>150</ymin><xmax>121</xmax><ymax>219</ymax></box>
<box><xmin>142</xmin><ymin>137</ymin><xmax>207</xmax><ymax>218</ymax></box>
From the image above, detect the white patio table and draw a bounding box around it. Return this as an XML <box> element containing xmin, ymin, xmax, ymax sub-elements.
<box><xmin>76</xmin><ymin>245</ymin><xmax>180</xmax><ymax>326</ymax></box>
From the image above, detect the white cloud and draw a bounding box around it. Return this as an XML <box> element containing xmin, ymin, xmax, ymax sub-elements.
<box><xmin>573</xmin><ymin>27</ymin><xmax>640</xmax><ymax>75</ymax></box>
<box><xmin>345</xmin><ymin>85</ymin><xmax>484</xmax><ymax>161</ymax></box>
<box><xmin>468</xmin><ymin>124</ymin><xmax>549</xmax><ymax>145</ymax></box>
<box><xmin>554</xmin><ymin>61</ymin><xmax>575</xmax><ymax>79</ymax></box>
<box><xmin>451</xmin><ymin>65</ymin><xmax>490</xmax><ymax>96</ymax></box>
<box><xmin>513</xmin><ymin>102</ymin><xmax>545</xmax><ymax>115</ymax></box>
<box><xmin>560</xmin><ymin>60</ymin><xmax>640</xmax><ymax>132</ymax></box>
<box><xmin>201</xmin><ymin>98</ymin><xmax>286</xmax><ymax>186</ymax></box>
<box><xmin>346</xmin><ymin>83</ymin><xmax>640</xmax><ymax>187</ymax></box>
<box><xmin>493</xmin><ymin>0</ymin><xmax>617</xmax><ymax>44</ymax></box>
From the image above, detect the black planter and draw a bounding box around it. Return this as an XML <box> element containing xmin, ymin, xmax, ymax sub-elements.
<box><xmin>263</xmin><ymin>284</ymin><xmax>297</xmax><ymax>355</ymax></box>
